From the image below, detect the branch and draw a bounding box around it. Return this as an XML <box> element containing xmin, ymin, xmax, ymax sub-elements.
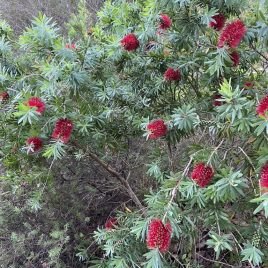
<box><xmin>207</xmin><ymin>140</ymin><xmax>224</xmax><ymax>165</ymax></box>
<box><xmin>196</xmin><ymin>253</ymin><xmax>237</xmax><ymax>268</ymax></box>
<box><xmin>250</xmin><ymin>44</ymin><xmax>268</xmax><ymax>62</ymax></box>
<box><xmin>86</xmin><ymin>151</ymin><xmax>145</xmax><ymax>211</ymax></box>
<box><xmin>163</xmin><ymin>156</ymin><xmax>193</xmax><ymax>221</ymax></box>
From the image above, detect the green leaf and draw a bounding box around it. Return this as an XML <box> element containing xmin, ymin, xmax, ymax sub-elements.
<box><xmin>251</xmin><ymin>194</ymin><xmax>268</xmax><ymax>218</ymax></box>
<box><xmin>43</xmin><ymin>141</ymin><xmax>67</xmax><ymax>160</ymax></box>
<box><xmin>241</xmin><ymin>243</ymin><xmax>264</xmax><ymax>266</ymax></box>
<box><xmin>143</xmin><ymin>249</ymin><xmax>163</xmax><ymax>268</ymax></box>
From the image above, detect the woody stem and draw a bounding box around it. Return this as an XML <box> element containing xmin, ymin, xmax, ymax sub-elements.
<box><xmin>86</xmin><ymin>150</ymin><xmax>145</xmax><ymax>211</ymax></box>
<box><xmin>162</xmin><ymin>156</ymin><xmax>193</xmax><ymax>221</ymax></box>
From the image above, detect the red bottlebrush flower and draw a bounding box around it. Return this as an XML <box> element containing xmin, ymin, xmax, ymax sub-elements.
<box><xmin>65</xmin><ymin>43</ymin><xmax>76</xmax><ymax>49</ymax></box>
<box><xmin>0</xmin><ymin>91</ymin><xmax>9</xmax><ymax>101</ymax></box>
<box><xmin>159</xmin><ymin>14</ymin><xmax>172</xmax><ymax>30</ymax></box>
<box><xmin>243</xmin><ymin>82</ymin><xmax>254</xmax><ymax>89</ymax></box>
<box><xmin>164</xmin><ymin>68</ymin><xmax>181</xmax><ymax>81</ymax></box>
<box><xmin>147</xmin><ymin>119</ymin><xmax>168</xmax><ymax>139</ymax></box>
<box><xmin>213</xmin><ymin>94</ymin><xmax>224</xmax><ymax>106</ymax></box>
<box><xmin>105</xmin><ymin>217</ymin><xmax>117</xmax><ymax>230</ymax></box>
<box><xmin>27</xmin><ymin>97</ymin><xmax>46</xmax><ymax>114</ymax></box>
<box><xmin>146</xmin><ymin>219</ymin><xmax>172</xmax><ymax>253</ymax></box>
<box><xmin>52</xmin><ymin>118</ymin><xmax>74</xmax><ymax>144</ymax></box>
<box><xmin>257</xmin><ymin>95</ymin><xmax>268</xmax><ymax>118</ymax></box>
<box><xmin>218</xmin><ymin>19</ymin><xmax>246</xmax><ymax>48</ymax></box>
<box><xmin>209</xmin><ymin>14</ymin><xmax>226</xmax><ymax>31</ymax></box>
<box><xmin>260</xmin><ymin>163</ymin><xmax>268</xmax><ymax>189</ymax></box>
<box><xmin>26</xmin><ymin>137</ymin><xmax>43</xmax><ymax>152</ymax></box>
<box><xmin>191</xmin><ymin>162</ymin><xmax>214</xmax><ymax>188</ymax></box>
<box><xmin>230</xmin><ymin>51</ymin><xmax>240</xmax><ymax>67</ymax></box>
<box><xmin>120</xmin><ymin>33</ymin><xmax>139</xmax><ymax>51</ymax></box>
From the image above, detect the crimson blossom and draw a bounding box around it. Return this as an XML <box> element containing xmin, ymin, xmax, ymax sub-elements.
<box><xmin>146</xmin><ymin>219</ymin><xmax>172</xmax><ymax>253</ymax></box>
<box><xmin>147</xmin><ymin>119</ymin><xmax>168</xmax><ymax>139</ymax></box>
<box><xmin>52</xmin><ymin>118</ymin><xmax>74</xmax><ymax>144</ymax></box>
<box><xmin>120</xmin><ymin>33</ymin><xmax>139</xmax><ymax>51</ymax></box>
<box><xmin>243</xmin><ymin>82</ymin><xmax>254</xmax><ymax>89</ymax></box>
<box><xmin>65</xmin><ymin>43</ymin><xmax>76</xmax><ymax>49</ymax></box>
<box><xmin>27</xmin><ymin>97</ymin><xmax>46</xmax><ymax>114</ymax></box>
<box><xmin>260</xmin><ymin>163</ymin><xmax>268</xmax><ymax>195</ymax></box>
<box><xmin>256</xmin><ymin>95</ymin><xmax>268</xmax><ymax>118</ymax></box>
<box><xmin>230</xmin><ymin>51</ymin><xmax>240</xmax><ymax>67</ymax></box>
<box><xmin>105</xmin><ymin>217</ymin><xmax>117</xmax><ymax>230</ymax></box>
<box><xmin>217</xmin><ymin>19</ymin><xmax>246</xmax><ymax>48</ymax></box>
<box><xmin>191</xmin><ymin>162</ymin><xmax>214</xmax><ymax>188</ymax></box>
<box><xmin>0</xmin><ymin>91</ymin><xmax>9</xmax><ymax>101</ymax></box>
<box><xmin>159</xmin><ymin>14</ymin><xmax>172</xmax><ymax>30</ymax></box>
<box><xmin>213</xmin><ymin>94</ymin><xmax>224</xmax><ymax>107</ymax></box>
<box><xmin>164</xmin><ymin>68</ymin><xmax>181</xmax><ymax>81</ymax></box>
<box><xmin>26</xmin><ymin>137</ymin><xmax>43</xmax><ymax>152</ymax></box>
<box><xmin>209</xmin><ymin>14</ymin><xmax>226</xmax><ymax>31</ymax></box>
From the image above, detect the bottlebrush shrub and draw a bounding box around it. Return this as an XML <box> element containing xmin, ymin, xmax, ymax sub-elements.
<box><xmin>1</xmin><ymin>0</ymin><xmax>268</xmax><ymax>267</ymax></box>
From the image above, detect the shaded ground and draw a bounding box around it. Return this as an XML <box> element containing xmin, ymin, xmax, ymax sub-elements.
<box><xmin>0</xmin><ymin>0</ymin><xmax>104</xmax><ymax>35</ymax></box>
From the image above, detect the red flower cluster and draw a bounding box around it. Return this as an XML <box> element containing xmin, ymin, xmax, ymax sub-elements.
<box><xmin>146</xmin><ymin>219</ymin><xmax>172</xmax><ymax>252</ymax></box>
<box><xmin>209</xmin><ymin>14</ymin><xmax>226</xmax><ymax>31</ymax></box>
<box><xmin>256</xmin><ymin>95</ymin><xmax>268</xmax><ymax>118</ymax></box>
<box><xmin>260</xmin><ymin>163</ymin><xmax>268</xmax><ymax>188</ymax></box>
<box><xmin>230</xmin><ymin>51</ymin><xmax>240</xmax><ymax>67</ymax></box>
<box><xmin>164</xmin><ymin>68</ymin><xmax>181</xmax><ymax>81</ymax></box>
<box><xmin>52</xmin><ymin>118</ymin><xmax>73</xmax><ymax>143</ymax></box>
<box><xmin>218</xmin><ymin>19</ymin><xmax>246</xmax><ymax>48</ymax></box>
<box><xmin>191</xmin><ymin>162</ymin><xmax>214</xmax><ymax>188</ymax></box>
<box><xmin>105</xmin><ymin>217</ymin><xmax>117</xmax><ymax>230</ymax></box>
<box><xmin>243</xmin><ymin>82</ymin><xmax>254</xmax><ymax>89</ymax></box>
<box><xmin>147</xmin><ymin>119</ymin><xmax>167</xmax><ymax>139</ymax></box>
<box><xmin>0</xmin><ymin>91</ymin><xmax>9</xmax><ymax>101</ymax></box>
<box><xmin>159</xmin><ymin>14</ymin><xmax>172</xmax><ymax>30</ymax></box>
<box><xmin>120</xmin><ymin>33</ymin><xmax>139</xmax><ymax>51</ymax></box>
<box><xmin>213</xmin><ymin>94</ymin><xmax>224</xmax><ymax>106</ymax></box>
<box><xmin>65</xmin><ymin>43</ymin><xmax>76</xmax><ymax>49</ymax></box>
<box><xmin>26</xmin><ymin>137</ymin><xmax>43</xmax><ymax>152</ymax></box>
<box><xmin>27</xmin><ymin>97</ymin><xmax>46</xmax><ymax>114</ymax></box>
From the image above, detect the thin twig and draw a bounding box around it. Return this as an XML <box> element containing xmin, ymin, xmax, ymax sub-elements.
<box><xmin>231</xmin><ymin>233</ymin><xmax>254</xmax><ymax>268</ymax></box>
<box><xmin>207</xmin><ymin>140</ymin><xmax>224</xmax><ymax>165</ymax></box>
<box><xmin>196</xmin><ymin>253</ymin><xmax>237</xmax><ymax>268</ymax></box>
<box><xmin>162</xmin><ymin>156</ymin><xmax>193</xmax><ymax>221</ymax></box>
<box><xmin>86</xmin><ymin>150</ymin><xmax>145</xmax><ymax>211</ymax></box>
<box><xmin>238</xmin><ymin>146</ymin><xmax>256</xmax><ymax>190</ymax></box>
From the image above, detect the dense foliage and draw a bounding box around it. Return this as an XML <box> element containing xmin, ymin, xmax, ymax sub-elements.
<box><xmin>1</xmin><ymin>0</ymin><xmax>268</xmax><ymax>267</ymax></box>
